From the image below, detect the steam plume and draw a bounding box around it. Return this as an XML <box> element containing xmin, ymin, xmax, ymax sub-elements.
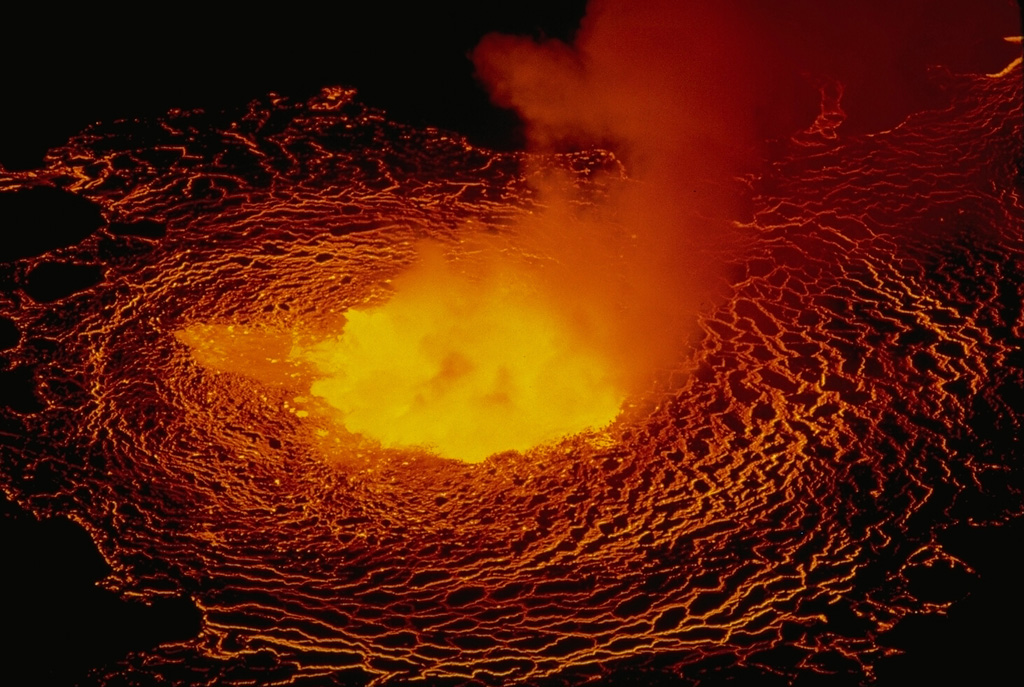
<box><xmin>469</xmin><ymin>0</ymin><xmax>1022</xmax><ymax>380</ymax></box>
<box><xmin>294</xmin><ymin>0</ymin><xmax>1020</xmax><ymax>461</ymax></box>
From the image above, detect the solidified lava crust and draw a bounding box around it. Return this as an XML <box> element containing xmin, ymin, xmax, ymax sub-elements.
<box><xmin>0</xmin><ymin>63</ymin><xmax>1022</xmax><ymax>687</ymax></box>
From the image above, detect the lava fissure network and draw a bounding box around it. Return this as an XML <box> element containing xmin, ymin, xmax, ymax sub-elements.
<box><xmin>1</xmin><ymin>31</ymin><xmax>1023</xmax><ymax>687</ymax></box>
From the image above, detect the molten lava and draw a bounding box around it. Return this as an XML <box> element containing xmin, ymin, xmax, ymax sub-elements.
<box><xmin>294</xmin><ymin>242</ymin><xmax>623</xmax><ymax>462</ymax></box>
<box><xmin>0</xmin><ymin>3</ymin><xmax>1021</xmax><ymax>687</ymax></box>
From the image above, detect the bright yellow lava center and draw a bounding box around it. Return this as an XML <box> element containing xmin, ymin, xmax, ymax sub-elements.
<box><xmin>298</xmin><ymin>249</ymin><xmax>624</xmax><ymax>462</ymax></box>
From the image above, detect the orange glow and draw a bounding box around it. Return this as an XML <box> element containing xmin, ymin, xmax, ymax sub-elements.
<box><xmin>175</xmin><ymin>324</ymin><xmax>305</xmax><ymax>387</ymax></box>
<box><xmin>1</xmin><ymin>2</ymin><xmax>1021</xmax><ymax>685</ymax></box>
<box><xmin>174</xmin><ymin>162</ymin><xmax>710</xmax><ymax>463</ymax></box>
<box><xmin>292</xmin><ymin>242</ymin><xmax>624</xmax><ymax>462</ymax></box>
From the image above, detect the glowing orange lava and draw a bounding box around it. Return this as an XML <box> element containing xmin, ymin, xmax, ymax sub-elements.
<box><xmin>176</xmin><ymin>237</ymin><xmax>628</xmax><ymax>463</ymax></box>
<box><xmin>294</xmin><ymin>243</ymin><xmax>624</xmax><ymax>462</ymax></box>
<box><xmin>1</xmin><ymin>3</ymin><xmax>1020</xmax><ymax>685</ymax></box>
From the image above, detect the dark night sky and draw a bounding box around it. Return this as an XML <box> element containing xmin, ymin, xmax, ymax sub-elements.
<box><xmin>0</xmin><ymin>3</ymin><xmax>588</xmax><ymax>170</ymax></box>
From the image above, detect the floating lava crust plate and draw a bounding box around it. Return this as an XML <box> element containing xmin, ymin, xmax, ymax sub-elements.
<box><xmin>1</xmin><ymin>64</ymin><xmax>1022</xmax><ymax>686</ymax></box>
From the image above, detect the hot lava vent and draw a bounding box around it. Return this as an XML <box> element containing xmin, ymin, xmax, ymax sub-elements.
<box><xmin>1</xmin><ymin>8</ymin><xmax>1023</xmax><ymax>687</ymax></box>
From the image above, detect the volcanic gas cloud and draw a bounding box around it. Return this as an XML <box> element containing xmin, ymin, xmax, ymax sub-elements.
<box><xmin>287</xmin><ymin>0</ymin><xmax>1018</xmax><ymax>462</ymax></box>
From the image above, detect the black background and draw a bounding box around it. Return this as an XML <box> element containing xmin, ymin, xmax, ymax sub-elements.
<box><xmin>0</xmin><ymin>3</ymin><xmax>587</xmax><ymax>170</ymax></box>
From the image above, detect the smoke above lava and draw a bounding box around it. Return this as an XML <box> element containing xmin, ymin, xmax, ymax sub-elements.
<box><xmin>201</xmin><ymin>0</ymin><xmax>1020</xmax><ymax>463</ymax></box>
<box><xmin>293</xmin><ymin>2</ymin><xmax>770</xmax><ymax>461</ymax></box>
